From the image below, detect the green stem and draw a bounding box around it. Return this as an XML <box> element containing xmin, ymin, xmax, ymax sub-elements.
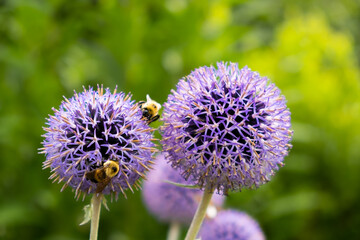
<box><xmin>89</xmin><ymin>194</ymin><xmax>103</xmax><ymax>240</ymax></box>
<box><xmin>184</xmin><ymin>187</ymin><xmax>213</xmax><ymax>240</ymax></box>
<box><xmin>167</xmin><ymin>222</ymin><xmax>181</xmax><ymax>240</ymax></box>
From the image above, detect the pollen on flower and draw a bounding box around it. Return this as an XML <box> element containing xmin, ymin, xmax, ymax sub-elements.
<box><xmin>160</xmin><ymin>62</ymin><xmax>293</xmax><ymax>194</ymax></box>
<box><xmin>40</xmin><ymin>85</ymin><xmax>157</xmax><ymax>200</ymax></box>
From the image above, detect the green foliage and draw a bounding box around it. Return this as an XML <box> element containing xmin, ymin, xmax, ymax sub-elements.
<box><xmin>0</xmin><ymin>0</ymin><xmax>360</xmax><ymax>239</ymax></box>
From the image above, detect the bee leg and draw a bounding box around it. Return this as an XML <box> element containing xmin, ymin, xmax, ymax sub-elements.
<box><xmin>148</xmin><ymin>115</ymin><xmax>160</xmax><ymax>124</ymax></box>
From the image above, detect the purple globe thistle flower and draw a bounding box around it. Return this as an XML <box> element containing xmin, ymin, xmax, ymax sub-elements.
<box><xmin>161</xmin><ymin>62</ymin><xmax>293</xmax><ymax>194</ymax></box>
<box><xmin>198</xmin><ymin>209</ymin><xmax>265</xmax><ymax>240</ymax></box>
<box><xmin>40</xmin><ymin>86</ymin><xmax>156</xmax><ymax>200</ymax></box>
<box><xmin>142</xmin><ymin>154</ymin><xmax>225</xmax><ymax>225</ymax></box>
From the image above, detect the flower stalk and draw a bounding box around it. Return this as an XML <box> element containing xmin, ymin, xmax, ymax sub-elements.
<box><xmin>185</xmin><ymin>186</ymin><xmax>214</xmax><ymax>240</ymax></box>
<box><xmin>167</xmin><ymin>222</ymin><xmax>181</xmax><ymax>240</ymax></box>
<box><xmin>90</xmin><ymin>194</ymin><xmax>103</xmax><ymax>240</ymax></box>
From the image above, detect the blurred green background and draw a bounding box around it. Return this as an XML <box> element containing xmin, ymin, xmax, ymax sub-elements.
<box><xmin>1</xmin><ymin>0</ymin><xmax>360</xmax><ymax>239</ymax></box>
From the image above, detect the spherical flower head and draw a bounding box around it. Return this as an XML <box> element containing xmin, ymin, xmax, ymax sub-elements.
<box><xmin>142</xmin><ymin>154</ymin><xmax>225</xmax><ymax>225</ymax></box>
<box><xmin>40</xmin><ymin>86</ymin><xmax>156</xmax><ymax>199</ymax></box>
<box><xmin>161</xmin><ymin>62</ymin><xmax>293</xmax><ymax>194</ymax></box>
<box><xmin>198</xmin><ymin>209</ymin><xmax>265</xmax><ymax>240</ymax></box>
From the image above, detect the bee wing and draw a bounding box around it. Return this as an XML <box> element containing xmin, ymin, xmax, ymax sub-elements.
<box><xmin>146</xmin><ymin>94</ymin><xmax>152</xmax><ymax>102</ymax></box>
<box><xmin>85</xmin><ymin>170</ymin><xmax>98</xmax><ymax>183</ymax></box>
<box><xmin>95</xmin><ymin>177</ymin><xmax>111</xmax><ymax>193</ymax></box>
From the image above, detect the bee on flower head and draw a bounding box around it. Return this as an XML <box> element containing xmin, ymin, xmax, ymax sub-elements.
<box><xmin>138</xmin><ymin>94</ymin><xmax>161</xmax><ymax>124</ymax></box>
<box><xmin>85</xmin><ymin>160</ymin><xmax>119</xmax><ymax>193</ymax></box>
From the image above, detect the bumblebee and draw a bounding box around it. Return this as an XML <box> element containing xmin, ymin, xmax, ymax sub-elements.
<box><xmin>85</xmin><ymin>160</ymin><xmax>119</xmax><ymax>193</ymax></box>
<box><xmin>138</xmin><ymin>94</ymin><xmax>161</xmax><ymax>124</ymax></box>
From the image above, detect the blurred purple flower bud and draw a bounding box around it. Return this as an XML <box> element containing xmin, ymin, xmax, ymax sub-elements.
<box><xmin>142</xmin><ymin>154</ymin><xmax>225</xmax><ymax>225</ymax></box>
<box><xmin>199</xmin><ymin>209</ymin><xmax>265</xmax><ymax>240</ymax></box>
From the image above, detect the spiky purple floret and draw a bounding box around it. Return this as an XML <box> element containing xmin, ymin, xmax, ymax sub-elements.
<box><xmin>198</xmin><ymin>209</ymin><xmax>265</xmax><ymax>240</ymax></box>
<box><xmin>161</xmin><ymin>62</ymin><xmax>293</xmax><ymax>194</ymax></box>
<box><xmin>142</xmin><ymin>154</ymin><xmax>225</xmax><ymax>225</ymax></box>
<box><xmin>40</xmin><ymin>86</ymin><xmax>156</xmax><ymax>199</ymax></box>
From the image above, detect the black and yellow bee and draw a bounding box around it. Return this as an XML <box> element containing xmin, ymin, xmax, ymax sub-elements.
<box><xmin>85</xmin><ymin>160</ymin><xmax>119</xmax><ymax>193</ymax></box>
<box><xmin>138</xmin><ymin>94</ymin><xmax>161</xmax><ymax>124</ymax></box>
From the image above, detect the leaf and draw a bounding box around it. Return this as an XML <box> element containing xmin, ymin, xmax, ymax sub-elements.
<box><xmin>164</xmin><ymin>180</ymin><xmax>200</xmax><ymax>189</ymax></box>
<box><xmin>79</xmin><ymin>204</ymin><xmax>92</xmax><ymax>226</ymax></box>
<box><xmin>102</xmin><ymin>197</ymin><xmax>110</xmax><ymax>211</ymax></box>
